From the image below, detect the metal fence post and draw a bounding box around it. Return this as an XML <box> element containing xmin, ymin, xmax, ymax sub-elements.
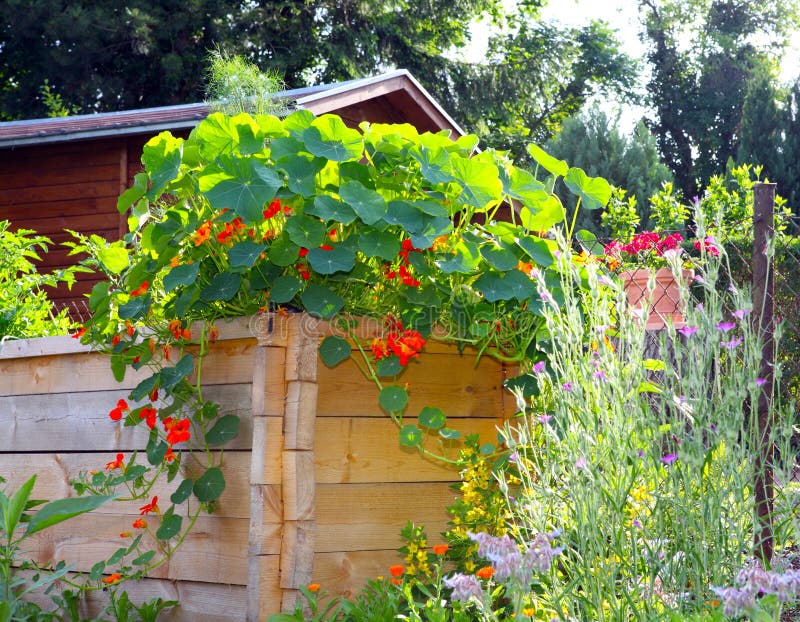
<box><xmin>752</xmin><ymin>182</ymin><xmax>776</xmax><ymax>564</ymax></box>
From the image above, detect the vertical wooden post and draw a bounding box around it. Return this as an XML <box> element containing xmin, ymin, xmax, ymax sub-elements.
<box><xmin>752</xmin><ymin>182</ymin><xmax>776</xmax><ymax>564</ymax></box>
<box><xmin>280</xmin><ymin>315</ymin><xmax>318</xmax><ymax>611</ymax></box>
<box><xmin>247</xmin><ymin>314</ymin><xmax>278</xmax><ymax>622</ymax></box>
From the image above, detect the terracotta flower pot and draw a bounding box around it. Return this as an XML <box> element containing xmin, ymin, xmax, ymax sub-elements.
<box><xmin>620</xmin><ymin>268</ymin><xmax>693</xmax><ymax>330</ymax></box>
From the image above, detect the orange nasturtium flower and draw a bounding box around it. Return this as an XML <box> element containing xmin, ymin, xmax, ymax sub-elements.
<box><xmin>138</xmin><ymin>496</ymin><xmax>159</xmax><ymax>516</ymax></box>
<box><xmin>139</xmin><ymin>406</ymin><xmax>158</xmax><ymax>430</ymax></box>
<box><xmin>307</xmin><ymin>583</ymin><xmax>321</xmax><ymax>592</ymax></box>
<box><xmin>476</xmin><ymin>566</ymin><xmax>494</xmax><ymax>580</ymax></box>
<box><xmin>193</xmin><ymin>221</ymin><xmax>212</xmax><ymax>246</ymax></box>
<box><xmin>129</xmin><ymin>280</ymin><xmax>149</xmax><ymax>297</ymax></box>
<box><xmin>111</xmin><ymin>334</ymin><xmax>121</xmax><ymax>346</ymax></box>
<box><xmin>209</xmin><ymin>324</ymin><xmax>220</xmax><ymax>342</ymax></box>
<box><xmin>71</xmin><ymin>326</ymin><xmax>86</xmax><ymax>339</ymax></box>
<box><xmin>164</xmin><ymin>417</ymin><xmax>191</xmax><ymax>445</ymax></box>
<box><xmin>125</xmin><ymin>320</ymin><xmax>135</xmax><ymax>337</ymax></box>
<box><xmin>164</xmin><ymin>447</ymin><xmax>176</xmax><ymax>463</ymax></box>
<box><xmin>119</xmin><ymin>531</ymin><xmax>131</xmax><ymax>538</ymax></box>
<box><xmin>169</xmin><ymin>255</ymin><xmax>181</xmax><ymax>268</ymax></box>
<box><xmin>105</xmin><ymin>453</ymin><xmax>125</xmax><ymax>470</ymax></box>
<box><xmin>102</xmin><ymin>573</ymin><xmax>122</xmax><ymax>585</ymax></box>
<box><xmin>108</xmin><ymin>399</ymin><xmax>129</xmax><ymax>421</ymax></box>
<box><xmin>389</xmin><ymin>565</ymin><xmax>404</xmax><ymax>577</ymax></box>
<box><xmin>432</xmin><ymin>544</ymin><xmax>449</xmax><ymax>555</ymax></box>
<box><xmin>132</xmin><ymin>518</ymin><xmax>147</xmax><ymax>529</ymax></box>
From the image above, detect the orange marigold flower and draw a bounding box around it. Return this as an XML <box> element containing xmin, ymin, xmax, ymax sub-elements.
<box><xmin>132</xmin><ymin>518</ymin><xmax>147</xmax><ymax>529</ymax></box>
<box><xmin>102</xmin><ymin>573</ymin><xmax>122</xmax><ymax>585</ymax></box>
<box><xmin>389</xmin><ymin>564</ymin><xmax>404</xmax><ymax>577</ymax></box>
<box><xmin>476</xmin><ymin>566</ymin><xmax>494</xmax><ymax>580</ymax></box>
<box><xmin>138</xmin><ymin>496</ymin><xmax>159</xmax><ymax>516</ymax></box>
<box><xmin>71</xmin><ymin>326</ymin><xmax>86</xmax><ymax>339</ymax></box>
<box><xmin>193</xmin><ymin>221</ymin><xmax>212</xmax><ymax>246</ymax></box>
<box><xmin>139</xmin><ymin>406</ymin><xmax>158</xmax><ymax>430</ymax></box>
<box><xmin>130</xmin><ymin>281</ymin><xmax>149</xmax><ymax>297</ymax></box>
<box><xmin>109</xmin><ymin>399</ymin><xmax>129</xmax><ymax>421</ymax></box>
<box><xmin>111</xmin><ymin>335</ymin><xmax>121</xmax><ymax>346</ymax></box>
<box><xmin>105</xmin><ymin>453</ymin><xmax>125</xmax><ymax>470</ymax></box>
<box><xmin>307</xmin><ymin>583</ymin><xmax>320</xmax><ymax>592</ymax></box>
<box><xmin>119</xmin><ymin>531</ymin><xmax>131</xmax><ymax>538</ymax></box>
<box><xmin>432</xmin><ymin>544</ymin><xmax>449</xmax><ymax>555</ymax></box>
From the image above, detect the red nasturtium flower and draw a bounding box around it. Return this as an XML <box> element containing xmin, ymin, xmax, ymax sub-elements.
<box><xmin>193</xmin><ymin>221</ymin><xmax>212</xmax><ymax>246</ymax></box>
<box><xmin>296</xmin><ymin>263</ymin><xmax>310</xmax><ymax>280</ymax></box>
<box><xmin>476</xmin><ymin>566</ymin><xmax>494</xmax><ymax>580</ymax></box>
<box><xmin>387</xmin><ymin>330</ymin><xmax>426</xmax><ymax>366</ymax></box>
<box><xmin>263</xmin><ymin>199</ymin><xmax>282</xmax><ymax>219</ymax></box>
<box><xmin>139</xmin><ymin>406</ymin><xmax>158</xmax><ymax>429</ymax></box>
<box><xmin>132</xmin><ymin>518</ymin><xmax>147</xmax><ymax>529</ymax></box>
<box><xmin>102</xmin><ymin>573</ymin><xmax>122</xmax><ymax>585</ymax></box>
<box><xmin>105</xmin><ymin>453</ymin><xmax>125</xmax><ymax>470</ymax></box>
<box><xmin>432</xmin><ymin>544</ymin><xmax>449</xmax><ymax>555</ymax></box>
<box><xmin>129</xmin><ymin>280</ymin><xmax>149</xmax><ymax>297</ymax></box>
<box><xmin>119</xmin><ymin>531</ymin><xmax>131</xmax><ymax>538</ymax></box>
<box><xmin>71</xmin><ymin>326</ymin><xmax>86</xmax><ymax>339</ymax></box>
<box><xmin>168</xmin><ymin>319</ymin><xmax>183</xmax><ymax>340</ymax></box>
<box><xmin>164</xmin><ymin>417</ymin><xmax>191</xmax><ymax>445</ymax></box>
<box><xmin>389</xmin><ymin>564</ymin><xmax>404</xmax><ymax>577</ymax></box>
<box><xmin>208</xmin><ymin>325</ymin><xmax>220</xmax><ymax>342</ymax></box>
<box><xmin>298</xmin><ymin>247</ymin><xmax>309</xmax><ymax>258</ymax></box>
<box><xmin>109</xmin><ymin>399</ymin><xmax>129</xmax><ymax>421</ymax></box>
<box><xmin>125</xmin><ymin>320</ymin><xmax>135</xmax><ymax>337</ymax></box>
<box><xmin>371</xmin><ymin>338</ymin><xmax>389</xmax><ymax>360</ymax></box>
<box><xmin>111</xmin><ymin>335</ymin><xmax>121</xmax><ymax>346</ymax></box>
<box><xmin>139</xmin><ymin>496</ymin><xmax>159</xmax><ymax>516</ymax></box>
<box><xmin>164</xmin><ymin>447</ymin><xmax>176</xmax><ymax>463</ymax></box>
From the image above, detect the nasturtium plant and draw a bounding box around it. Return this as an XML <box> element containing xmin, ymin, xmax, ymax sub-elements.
<box><xmin>68</xmin><ymin>110</ymin><xmax>608</xmax><ymax>587</ymax></box>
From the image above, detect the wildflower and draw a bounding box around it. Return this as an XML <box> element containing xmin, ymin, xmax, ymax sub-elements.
<box><xmin>109</xmin><ymin>399</ymin><xmax>129</xmax><ymax>421</ymax></box>
<box><xmin>138</xmin><ymin>496</ymin><xmax>159</xmax><ymax>516</ymax></box>
<box><xmin>169</xmin><ymin>255</ymin><xmax>181</xmax><ymax>268</ymax></box>
<box><xmin>71</xmin><ymin>326</ymin><xmax>86</xmax><ymax>339</ymax></box>
<box><xmin>694</xmin><ymin>236</ymin><xmax>720</xmax><ymax>257</ymax></box>
<box><xmin>307</xmin><ymin>583</ymin><xmax>320</xmax><ymax>592</ymax></box>
<box><xmin>716</xmin><ymin>322</ymin><xmax>735</xmax><ymax>333</ymax></box>
<box><xmin>319</xmin><ymin>244</ymin><xmax>333</xmax><ymax>251</ymax></box>
<box><xmin>133</xmin><ymin>518</ymin><xmax>147</xmax><ymax>529</ymax></box>
<box><xmin>102</xmin><ymin>573</ymin><xmax>122</xmax><ymax>585</ymax></box>
<box><xmin>389</xmin><ymin>564</ymin><xmax>404</xmax><ymax>577</ymax></box>
<box><xmin>105</xmin><ymin>453</ymin><xmax>125</xmax><ymax>470</ymax></box>
<box><xmin>575</xmin><ymin>456</ymin><xmax>588</xmax><ymax>469</ymax></box>
<box><xmin>169</xmin><ymin>319</ymin><xmax>183</xmax><ymax>340</ymax></box>
<box><xmin>756</xmin><ymin>377</ymin><xmax>767</xmax><ymax>387</ymax></box>
<box><xmin>732</xmin><ymin>308</ymin><xmax>751</xmax><ymax>319</ymax></box>
<box><xmin>476</xmin><ymin>566</ymin><xmax>494</xmax><ymax>579</ymax></box>
<box><xmin>130</xmin><ymin>281</ymin><xmax>149</xmax><ymax>297</ymax></box>
<box><xmin>193</xmin><ymin>221</ymin><xmax>212</xmax><ymax>246</ymax></box>
<box><xmin>532</xmin><ymin>361</ymin><xmax>546</xmax><ymax>374</ymax></box>
<box><xmin>387</xmin><ymin>329</ymin><xmax>426</xmax><ymax>366</ymax></box>
<box><xmin>721</xmin><ymin>337</ymin><xmax>743</xmax><ymax>349</ymax></box>
<box><xmin>139</xmin><ymin>406</ymin><xmax>158</xmax><ymax>429</ymax></box>
<box><xmin>537</xmin><ymin>414</ymin><xmax>552</xmax><ymax>424</ymax></box>
<box><xmin>125</xmin><ymin>320</ymin><xmax>135</xmax><ymax>336</ymax></box>
<box><xmin>433</xmin><ymin>544</ymin><xmax>449</xmax><ymax>555</ymax></box>
<box><xmin>296</xmin><ymin>263</ymin><xmax>310</xmax><ymax>280</ymax></box>
<box><xmin>561</xmin><ymin>381</ymin><xmax>573</xmax><ymax>392</ymax></box>
<box><xmin>593</xmin><ymin>369</ymin><xmax>607</xmax><ymax>381</ymax></box>
<box><xmin>164</xmin><ymin>417</ymin><xmax>191</xmax><ymax>445</ymax></box>
<box><xmin>398</xmin><ymin>238</ymin><xmax>420</xmax><ymax>264</ymax></box>
<box><xmin>444</xmin><ymin>573</ymin><xmax>483</xmax><ymax>602</ymax></box>
<box><xmin>661</xmin><ymin>453</ymin><xmax>678</xmax><ymax>465</ymax></box>
<box><xmin>150</xmin><ymin>386</ymin><xmax>159</xmax><ymax>402</ymax></box>
<box><xmin>164</xmin><ymin>447</ymin><xmax>176</xmax><ymax>462</ymax></box>
<box><xmin>298</xmin><ymin>248</ymin><xmax>309</xmax><ymax>258</ymax></box>
<box><xmin>677</xmin><ymin>325</ymin><xmax>698</xmax><ymax>337</ymax></box>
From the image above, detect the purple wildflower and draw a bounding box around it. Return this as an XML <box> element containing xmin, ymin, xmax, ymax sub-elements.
<box><xmin>593</xmin><ymin>369</ymin><xmax>607</xmax><ymax>381</ymax></box>
<box><xmin>732</xmin><ymin>308</ymin><xmax>750</xmax><ymax>319</ymax></box>
<box><xmin>716</xmin><ymin>322</ymin><xmax>736</xmax><ymax>333</ymax></box>
<box><xmin>721</xmin><ymin>337</ymin><xmax>743</xmax><ymax>349</ymax></box>
<box><xmin>538</xmin><ymin>414</ymin><xmax>553</xmax><ymax>424</ymax></box>
<box><xmin>561</xmin><ymin>381</ymin><xmax>573</xmax><ymax>392</ymax></box>
<box><xmin>575</xmin><ymin>456</ymin><xmax>588</xmax><ymax>469</ymax></box>
<box><xmin>444</xmin><ymin>573</ymin><xmax>483</xmax><ymax>603</ymax></box>
<box><xmin>677</xmin><ymin>325</ymin><xmax>698</xmax><ymax>337</ymax></box>
<box><xmin>661</xmin><ymin>453</ymin><xmax>678</xmax><ymax>465</ymax></box>
<box><xmin>756</xmin><ymin>377</ymin><xmax>767</xmax><ymax>387</ymax></box>
<box><xmin>533</xmin><ymin>361</ymin><xmax>546</xmax><ymax>374</ymax></box>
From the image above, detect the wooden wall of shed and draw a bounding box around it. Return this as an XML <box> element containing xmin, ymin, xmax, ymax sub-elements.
<box><xmin>0</xmin><ymin>314</ymin><xmax>511</xmax><ymax>620</ymax></box>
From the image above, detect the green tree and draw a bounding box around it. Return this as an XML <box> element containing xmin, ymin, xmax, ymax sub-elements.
<box><xmin>639</xmin><ymin>0</ymin><xmax>800</xmax><ymax>199</ymax></box>
<box><xmin>545</xmin><ymin>107</ymin><xmax>673</xmax><ymax>234</ymax></box>
<box><xmin>0</xmin><ymin>1</ymin><xmax>636</xmax><ymax>156</ymax></box>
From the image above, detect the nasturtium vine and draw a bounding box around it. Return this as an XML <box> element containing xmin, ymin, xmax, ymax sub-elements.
<box><xmin>68</xmin><ymin>110</ymin><xmax>608</xmax><ymax>587</ymax></box>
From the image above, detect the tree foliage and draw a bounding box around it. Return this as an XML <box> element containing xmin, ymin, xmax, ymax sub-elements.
<box><xmin>545</xmin><ymin>107</ymin><xmax>673</xmax><ymax>235</ymax></box>
<box><xmin>639</xmin><ymin>0</ymin><xmax>800</xmax><ymax>199</ymax></box>
<box><xmin>0</xmin><ymin>0</ymin><xmax>635</xmax><ymax>155</ymax></box>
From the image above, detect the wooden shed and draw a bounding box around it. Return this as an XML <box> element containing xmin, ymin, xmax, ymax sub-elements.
<box><xmin>0</xmin><ymin>314</ymin><xmax>511</xmax><ymax>620</ymax></box>
<box><xmin>0</xmin><ymin>70</ymin><xmax>464</xmax><ymax>318</ymax></box>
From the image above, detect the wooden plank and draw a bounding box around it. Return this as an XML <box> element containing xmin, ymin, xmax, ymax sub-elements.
<box><xmin>1</xmin><ymin>179</ymin><xmax>121</xmax><ymax>205</ymax></box>
<box><xmin>24</xmin><ymin>513</ymin><xmax>273</xmax><ymax>584</ymax></box>
<box><xmin>23</xmin><ymin>575</ymin><xmax>251</xmax><ymax>622</ymax></box>
<box><xmin>0</xmin><ymin>339</ymin><xmax>280</xmax><ymax>396</ymax></box>
<box><xmin>314</xmin><ymin>416</ymin><xmax>501</xmax><ymax>484</ymax></box>
<box><xmin>0</xmin><ymin>452</ymin><xmax>256</xmax><ymax>519</ymax></box>
<box><xmin>310</xmin><ymin>549</ymin><xmax>404</xmax><ymax>599</ymax></box>
<box><xmin>282</xmin><ymin>452</ymin><xmax>315</xmax><ymax>521</ymax></box>
<box><xmin>315</xmin><ymin>482</ymin><xmax>454</xmax><ymax>552</ymax></box>
<box><xmin>13</xmin><ymin>212</ymin><xmax>120</xmax><ymax>237</ymax></box>
<box><xmin>0</xmin><ymin>163</ymin><xmax>120</xmax><ymax>191</ymax></box>
<box><xmin>0</xmin><ymin>384</ymin><xmax>254</xmax><ymax>452</ymax></box>
<box><xmin>316</xmin><ymin>351</ymin><xmax>508</xmax><ymax>418</ymax></box>
<box><xmin>1</xmin><ymin>197</ymin><xmax>117</xmax><ymax>222</ymax></box>
<box><xmin>279</xmin><ymin>520</ymin><xmax>315</xmax><ymax>590</ymax></box>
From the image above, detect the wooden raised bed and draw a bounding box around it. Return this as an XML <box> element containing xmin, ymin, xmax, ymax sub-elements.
<box><xmin>0</xmin><ymin>314</ymin><xmax>511</xmax><ymax>620</ymax></box>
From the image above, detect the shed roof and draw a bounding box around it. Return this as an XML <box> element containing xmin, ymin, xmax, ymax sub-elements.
<box><xmin>0</xmin><ymin>70</ymin><xmax>463</xmax><ymax>148</ymax></box>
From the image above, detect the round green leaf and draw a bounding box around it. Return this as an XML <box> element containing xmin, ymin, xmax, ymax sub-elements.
<box><xmin>199</xmin><ymin>157</ymin><xmax>282</xmax><ymax>223</ymax></box>
<box><xmin>307</xmin><ymin>195</ymin><xmax>358</xmax><ymax>224</ymax></box>
<box><xmin>307</xmin><ymin>246</ymin><xmax>355</xmax><ymax>274</ymax></box>
<box><xmin>97</xmin><ymin>245</ymin><xmax>130</xmax><ymax>275</ymax></box>
<box><xmin>319</xmin><ymin>335</ymin><xmax>352</xmax><ymax>367</ymax></box>
<box><xmin>358</xmin><ymin>228</ymin><xmax>402</xmax><ymax>260</ymax></box>
<box><xmin>170</xmin><ymin>479</ymin><xmax>194</xmax><ymax>505</ymax></box>
<box><xmin>339</xmin><ymin>180</ymin><xmax>387</xmax><ymax>225</ymax></box>
<box><xmin>379</xmin><ymin>385</ymin><xmax>408</xmax><ymax>412</ymax></box>
<box><xmin>480</xmin><ymin>245</ymin><xmax>519</xmax><ymax>271</ymax></box>
<box><xmin>193</xmin><ymin>467</ymin><xmax>226</xmax><ymax>503</ymax></box>
<box><xmin>164</xmin><ymin>262</ymin><xmax>200</xmax><ymax>293</ymax></box>
<box><xmin>205</xmin><ymin>415</ymin><xmax>240</xmax><ymax>446</ymax></box>
<box><xmin>302</xmin><ymin>115</ymin><xmax>364</xmax><ymax>161</ymax></box>
<box><xmin>270</xmin><ymin>275</ymin><xmax>302</xmax><ymax>304</ymax></box>
<box><xmin>300</xmin><ymin>284</ymin><xmax>344</xmax><ymax>319</ymax></box>
<box><xmin>200</xmin><ymin>271</ymin><xmax>241</xmax><ymax>302</ymax></box>
<box><xmin>284</xmin><ymin>215</ymin><xmax>327</xmax><ymax>249</ymax></box>
<box><xmin>526</xmin><ymin>144</ymin><xmax>568</xmax><ymax>177</ymax></box>
<box><xmin>376</xmin><ymin>356</ymin><xmax>403</xmax><ymax>377</ymax></box>
<box><xmin>228</xmin><ymin>241</ymin><xmax>267</xmax><ymax>270</ymax></box>
<box><xmin>517</xmin><ymin>236</ymin><xmax>555</xmax><ymax>268</ymax></box>
<box><xmin>156</xmin><ymin>513</ymin><xmax>183</xmax><ymax>540</ymax></box>
<box><xmin>269</xmin><ymin>233</ymin><xmax>301</xmax><ymax>266</ymax></box>
<box><xmin>118</xmin><ymin>294</ymin><xmax>150</xmax><ymax>320</ymax></box>
<box><xmin>419</xmin><ymin>406</ymin><xmax>446</xmax><ymax>430</ymax></box>
<box><xmin>439</xmin><ymin>427</ymin><xmax>461</xmax><ymax>440</ymax></box>
<box><xmin>399</xmin><ymin>424</ymin><xmax>423</xmax><ymax>448</ymax></box>
<box><xmin>142</xmin><ymin>132</ymin><xmax>183</xmax><ymax>198</ymax></box>
<box><xmin>564</xmin><ymin>167</ymin><xmax>612</xmax><ymax>211</ymax></box>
